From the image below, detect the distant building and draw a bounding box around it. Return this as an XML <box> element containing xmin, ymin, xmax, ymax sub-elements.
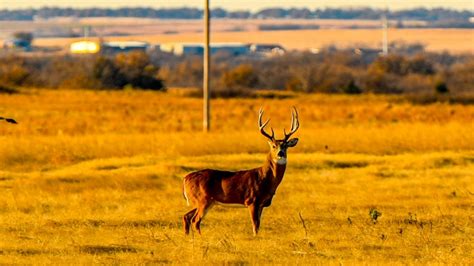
<box><xmin>101</xmin><ymin>41</ymin><xmax>149</xmax><ymax>54</ymax></box>
<box><xmin>353</xmin><ymin>48</ymin><xmax>380</xmax><ymax>55</ymax></box>
<box><xmin>70</xmin><ymin>40</ymin><xmax>100</xmax><ymax>54</ymax></box>
<box><xmin>161</xmin><ymin>43</ymin><xmax>203</xmax><ymax>56</ymax></box>
<box><xmin>69</xmin><ymin>41</ymin><xmax>149</xmax><ymax>54</ymax></box>
<box><xmin>3</xmin><ymin>38</ymin><xmax>32</xmax><ymax>51</ymax></box>
<box><xmin>158</xmin><ymin>43</ymin><xmax>174</xmax><ymax>54</ymax></box>
<box><xmin>161</xmin><ymin>42</ymin><xmax>250</xmax><ymax>56</ymax></box>
<box><xmin>211</xmin><ymin>43</ymin><xmax>250</xmax><ymax>56</ymax></box>
<box><xmin>250</xmin><ymin>44</ymin><xmax>285</xmax><ymax>56</ymax></box>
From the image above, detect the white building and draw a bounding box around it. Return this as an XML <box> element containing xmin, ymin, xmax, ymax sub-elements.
<box><xmin>250</xmin><ymin>44</ymin><xmax>286</xmax><ymax>56</ymax></box>
<box><xmin>101</xmin><ymin>41</ymin><xmax>149</xmax><ymax>54</ymax></box>
<box><xmin>70</xmin><ymin>41</ymin><xmax>100</xmax><ymax>54</ymax></box>
<box><xmin>69</xmin><ymin>41</ymin><xmax>149</xmax><ymax>54</ymax></box>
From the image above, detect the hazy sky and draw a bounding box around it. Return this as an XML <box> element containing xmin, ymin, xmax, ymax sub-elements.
<box><xmin>1</xmin><ymin>0</ymin><xmax>473</xmax><ymax>11</ymax></box>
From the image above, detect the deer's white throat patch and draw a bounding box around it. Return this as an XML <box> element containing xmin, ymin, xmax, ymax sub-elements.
<box><xmin>274</xmin><ymin>157</ymin><xmax>287</xmax><ymax>165</ymax></box>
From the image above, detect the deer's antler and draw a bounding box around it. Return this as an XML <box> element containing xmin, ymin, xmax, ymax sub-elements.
<box><xmin>284</xmin><ymin>107</ymin><xmax>299</xmax><ymax>141</ymax></box>
<box><xmin>258</xmin><ymin>108</ymin><xmax>274</xmax><ymax>141</ymax></box>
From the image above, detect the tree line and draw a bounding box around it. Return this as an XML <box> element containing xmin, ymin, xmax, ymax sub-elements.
<box><xmin>1</xmin><ymin>43</ymin><xmax>473</xmax><ymax>101</ymax></box>
<box><xmin>0</xmin><ymin>7</ymin><xmax>472</xmax><ymax>26</ymax></box>
<box><xmin>157</xmin><ymin>45</ymin><xmax>473</xmax><ymax>98</ymax></box>
<box><xmin>0</xmin><ymin>52</ymin><xmax>164</xmax><ymax>91</ymax></box>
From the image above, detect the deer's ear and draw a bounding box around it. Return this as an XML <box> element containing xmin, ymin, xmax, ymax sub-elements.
<box><xmin>286</xmin><ymin>138</ymin><xmax>298</xmax><ymax>147</ymax></box>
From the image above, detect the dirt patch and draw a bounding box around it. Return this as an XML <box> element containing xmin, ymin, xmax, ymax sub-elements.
<box><xmin>324</xmin><ymin>160</ymin><xmax>369</xmax><ymax>169</ymax></box>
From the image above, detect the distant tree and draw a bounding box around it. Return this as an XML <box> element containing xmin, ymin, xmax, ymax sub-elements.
<box><xmin>344</xmin><ymin>80</ymin><xmax>362</xmax><ymax>94</ymax></box>
<box><xmin>114</xmin><ymin>51</ymin><xmax>164</xmax><ymax>90</ymax></box>
<box><xmin>435</xmin><ymin>81</ymin><xmax>449</xmax><ymax>94</ymax></box>
<box><xmin>445</xmin><ymin>59</ymin><xmax>474</xmax><ymax>93</ymax></box>
<box><xmin>13</xmin><ymin>32</ymin><xmax>33</xmax><ymax>45</ymax></box>
<box><xmin>364</xmin><ymin>61</ymin><xmax>401</xmax><ymax>93</ymax></box>
<box><xmin>228</xmin><ymin>11</ymin><xmax>251</xmax><ymax>19</ymax></box>
<box><xmin>0</xmin><ymin>56</ymin><xmax>30</xmax><ymax>86</ymax></box>
<box><xmin>93</xmin><ymin>57</ymin><xmax>126</xmax><ymax>89</ymax></box>
<box><xmin>406</xmin><ymin>55</ymin><xmax>435</xmax><ymax>75</ymax></box>
<box><xmin>211</xmin><ymin>8</ymin><xmax>227</xmax><ymax>18</ymax></box>
<box><xmin>0</xmin><ymin>7</ymin><xmax>472</xmax><ymax>24</ymax></box>
<box><xmin>285</xmin><ymin>76</ymin><xmax>304</xmax><ymax>92</ymax></box>
<box><xmin>255</xmin><ymin>8</ymin><xmax>288</xmax><ymax>18</ymax></box>
<box><xmin>287</xmin><ymin>8</ymin><xmax>313</xmax><ymax>18</ymax></box>
<box><xmin>221</xmin><ymin>64</ymin><xmax>259</xmax><ymax>89</ymax></box>
<box><xmin>370</xmin><ymin>55</ymin><xmax>408</xmax><ymax>76</ymax></box>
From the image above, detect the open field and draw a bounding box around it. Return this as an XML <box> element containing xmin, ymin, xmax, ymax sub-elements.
<box><xmin>31</xmin><ymin>28</ymin><xmax>474</xmax><ymax>54</ymax></box>
<box><xmin>1</xmin><ymin>18</ymin><xmax>472</xmax><ymax>53</ymax></box>
<box><xmin>0</xmin><ymin>89</ymin><xmax>473</xmax><ymax>263</ymax></box>
<box><xmin>0</xmin><ymin>18</ymin><xmax>426</xmax><ymax>39</ymax></box>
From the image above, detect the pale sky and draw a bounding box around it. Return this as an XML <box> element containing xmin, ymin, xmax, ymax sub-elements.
<box><xmin>1</xmin><ymin>0</ymin><xmax>473</xmax><ymax>11</ymax></box>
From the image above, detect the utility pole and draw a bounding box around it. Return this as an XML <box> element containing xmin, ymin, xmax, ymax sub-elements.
<box><xmin>203</xmin><ymin>0</ymin><xmax>210</xmax><ymax>132</ymax></box>
<box><xmin>382</xmin><ymin>11</ymin><xmax>388</xmax><ymax>56</ymax></box>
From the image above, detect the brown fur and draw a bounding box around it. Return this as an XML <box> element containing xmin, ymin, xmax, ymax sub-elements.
<box><xmin>183</xmin><ymin>108</ymin><xmax>299</xmax><ymax>236</ymax></box>
<box><xmin>183</xmin><ymin>150</ymin><xmax>291</xmax><ymax>236</ymax></box>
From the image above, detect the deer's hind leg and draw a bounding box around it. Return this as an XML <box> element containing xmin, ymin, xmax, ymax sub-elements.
<box><xmin>183</xmin><ymin>208</ymin><xmax>197</xmax><ymax>235</ymax></box>
<box><xmin>191</xmin><ymin>200</ymin><xmax>214</xmax><ymax>235</ymax></box>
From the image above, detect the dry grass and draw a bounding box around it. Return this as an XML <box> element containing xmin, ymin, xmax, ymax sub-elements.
<box><xmin>0</xmin><ymin>89</ymin><xmax>473</xmax><ymax>264</ymax></box>
<box><xmin>1</xmin><ymin>89</ymin><xmax>473</xmax><ymax>171</ymax></box>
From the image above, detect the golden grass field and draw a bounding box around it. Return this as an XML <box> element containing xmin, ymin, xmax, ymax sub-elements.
<box><xmin>0</xmin><ymin>89</ymin><xmax>473</xmax><ymax>264</ymax></box>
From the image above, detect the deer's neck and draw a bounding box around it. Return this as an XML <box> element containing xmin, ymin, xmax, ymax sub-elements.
<box><xmin>261</xmin><ymin>153</ymin><xmax>287</xmax><ymax>185</ymax></box>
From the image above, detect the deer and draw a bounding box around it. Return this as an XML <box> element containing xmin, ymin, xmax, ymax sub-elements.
<box><xmin>182</xmin><ymin>107</ymin><xmax>299</xmax><ymax>236</ymax></box>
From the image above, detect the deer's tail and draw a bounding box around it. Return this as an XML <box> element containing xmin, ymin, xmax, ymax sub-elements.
<box><xmin>182</xmin><ymin>178</ymin><xmax>190</xmax><ymax>206</ymax></box>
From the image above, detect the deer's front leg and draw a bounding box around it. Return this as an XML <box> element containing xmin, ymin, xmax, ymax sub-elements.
<box><xmin>248</xmin><ymin>203</ymin><xmax>263</xmax><ymax>236</ymax></box>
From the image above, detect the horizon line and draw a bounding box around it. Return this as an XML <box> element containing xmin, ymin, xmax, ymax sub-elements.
<box><xmin>1</xmin><ymin>5</ymin><xmax>473</xmax><ymax>12</ymax></box>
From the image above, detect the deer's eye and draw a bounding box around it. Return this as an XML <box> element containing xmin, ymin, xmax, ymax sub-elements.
<box><xmin>272</xmin><ymin>144</ymin><xmax>277</xmax><ymax>149</ymax></box>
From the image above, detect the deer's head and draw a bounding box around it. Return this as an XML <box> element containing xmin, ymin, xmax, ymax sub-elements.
<box><xmin>258</xmin><ymin>107</ymin><xmax>299</xmax><ymax>165</ymax></box>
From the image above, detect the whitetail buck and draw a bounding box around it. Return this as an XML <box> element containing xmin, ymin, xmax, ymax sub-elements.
<box><xmin>182</xmin><ymin>107</ymin><xmax>299</xmax><ymax>236</ymax></box>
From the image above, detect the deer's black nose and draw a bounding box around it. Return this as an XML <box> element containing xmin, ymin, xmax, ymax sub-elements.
<box><xmin>278</xmin><ymin>151</ymin><xmax>285</xmax><ymax>157</ymax></box>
